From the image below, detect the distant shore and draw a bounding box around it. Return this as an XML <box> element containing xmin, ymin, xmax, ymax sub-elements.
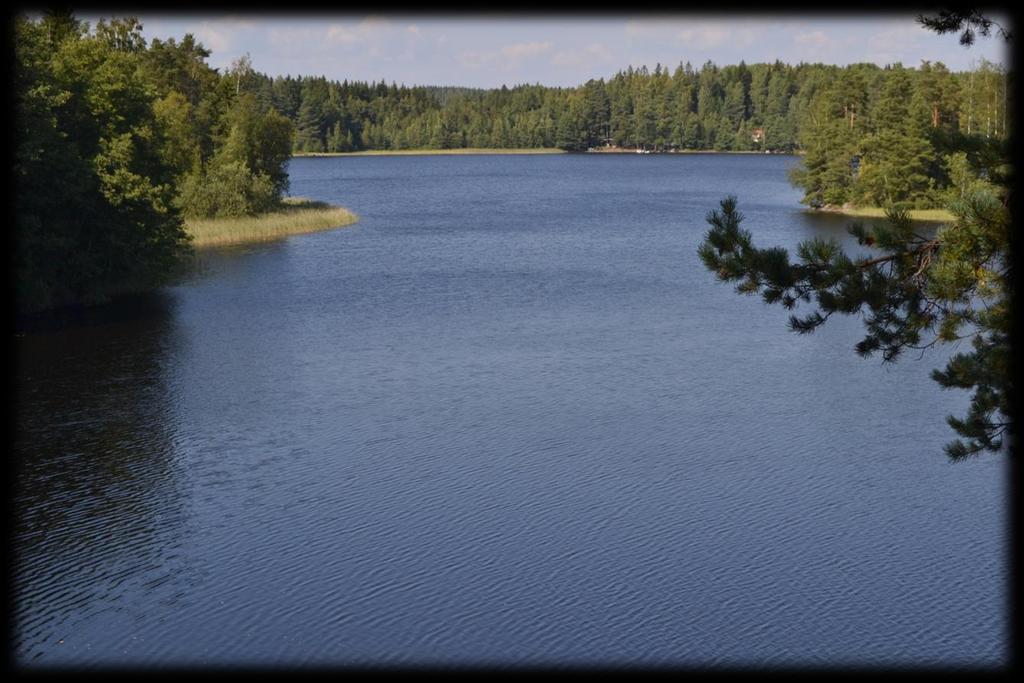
<box><xmin>293</xmin><ymin>147</ymin><xmax>798</xmax><ymax>157</ymax></box>
<box><xmin>185</xmin><ymin>198</ymin><xmax>358</xmax><ymax>248</ymax></box>
<box><xmin>586</xmin><ymin>146</ymin><xmax>796</xmax><ymax>155</ymax></box>
<box><xmin>293</xmin><ymin>148</ymin><xmax>565</xmax><ymax>157</ymax></box>
<box><xmin>810</xmin><ymin>205</ymin><xmax>954</xmax><ymax>223</ymax></box>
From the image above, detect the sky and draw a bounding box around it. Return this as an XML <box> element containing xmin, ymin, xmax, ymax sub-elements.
<box><xmin>79</xmin><ymin>13</ymin><xmax>1011</xmax><ymax>88</ymax></box>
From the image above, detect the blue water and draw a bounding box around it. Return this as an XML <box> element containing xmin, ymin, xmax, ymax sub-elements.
<box><xmin>13</xmin><ymin>154</ymin><xmax>1007</xmax><ymax>667</ymax></box>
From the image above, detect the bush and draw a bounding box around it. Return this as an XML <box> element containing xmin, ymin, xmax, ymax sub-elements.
<box><xmin>178</xmin><ymin>161</ymin><xmax>279</xmax><ymax>219</ymax></box>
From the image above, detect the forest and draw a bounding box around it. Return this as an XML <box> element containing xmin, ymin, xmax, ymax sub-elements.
<box><xmin>261</xmin><ymin>58</ymin><xmax>1010</xmax><ymax>210</ymax></box>
<box><xmin>13</xmin><ymin>11</ymin><xmax>1011</xmax><ymax>314</ymax></box>
<box><xmin>13</xmin><ymin>14</ymin><xmax>294</xmax><ymax>314</ymax></box>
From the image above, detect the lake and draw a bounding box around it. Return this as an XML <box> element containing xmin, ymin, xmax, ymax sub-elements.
<box><xmin>12</xmin><ymin>154</ymin><xmax>1007</xmax><ymax>667</ymax></box>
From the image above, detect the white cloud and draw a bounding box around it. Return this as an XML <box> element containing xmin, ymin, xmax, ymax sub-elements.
<box><xmin>795</xmin><ymin>30</ymin><xmax>830</xmax><ymax>47</ymax></box>
<box><xmin>624</xmin><ymin>19</ymin><xmax>763</xmax><ymax>49</ymax></box>
<box><xmin>325</xmin><ymin>24</ymin><xmax>357</xmax><ymax>44</ymax></box>
<box><xmin>191</xmin><ymin>21</ymin><xmax>231</xmax><ymax>52</ymax></box>
<box><xmin>324</xmin><ymin>17</ymin><xmax>392</xmax><ymax>45</ymax></box>
<box><xmin>459</xmin><ymin>41</ymin><xmax>553</xmax><ymax>69</ymax></box>
<box><xmin>551</xmin><ymin>43</ymin><xmax>615</xmax><ymax>68</ymax></box>
<box><xmin>268</xmin><ymin>26</ymin><xmax>322</xmax><ymax>49</ymax></box>
<box><xmin>130</xmin><ymin>16</ymin><xmax>1010</xmax><ymax>88</ymax></box>
<box><xmin>501</xmin><ymin>41</ymin><xmax>553</xmax><ymax>59</ymax></box>
<box><xmin>675</xmin><ymin>25</ymin><xmax>732</xmax><ymax>49</ymax></box>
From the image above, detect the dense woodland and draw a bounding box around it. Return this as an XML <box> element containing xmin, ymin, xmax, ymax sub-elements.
<box><xmin>264</xmin><ymin>60</ymin><xmax>1011</xmax><ymax>157</ymax></box>
<box><xmin>13</xmin><ymin>13</ymin><xmax>1011</xmax><ymax>303</ymax></box>
<box><xmin>13</xmin><ymin>14</ymin><xmax>293</xmax><ymax>313</ymax></box>
<box><xmin>260</xmin><ymin>58</ymin><xmax>1010</xmax><ymax>210</ymax></box>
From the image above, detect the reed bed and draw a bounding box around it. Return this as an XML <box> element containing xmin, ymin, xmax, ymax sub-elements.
<box><xmin>813</xmin><ymin>205</ymin><xmax>954</xmax><ymax>223</ymax></box>
<box><xmin>185</xmin><ymin>198</ymin><xmax>358</xmax><ymax>248</ymax></box>
<box><xmin>293</xmin><ymin>147</ymin><xmax>565</xmax><ymax>157</ymax></box>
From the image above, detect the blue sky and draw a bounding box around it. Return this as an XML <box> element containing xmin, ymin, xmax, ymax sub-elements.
<box><xmin>81</xmin><ymin>13</ymin><xmax>1010</xmax><ymax>87</ymax></box>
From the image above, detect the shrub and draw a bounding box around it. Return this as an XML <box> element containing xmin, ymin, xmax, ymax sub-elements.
<box><xmin>178</xmin><ymin>161</ymin><xmax>279</xmax><ymax>219</ymax></box>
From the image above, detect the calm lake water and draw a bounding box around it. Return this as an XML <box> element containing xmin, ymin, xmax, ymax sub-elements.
<box><xmin>13</xmin><ymin>154</ymin><xmax>1007</xmax><ymax>667</ymax></box>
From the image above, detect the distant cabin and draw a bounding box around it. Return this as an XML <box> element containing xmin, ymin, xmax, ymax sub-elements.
<box><xmin>751</xmin><ymin>127</ymin><xmax>765</xmax><ymax>144</ymax></box>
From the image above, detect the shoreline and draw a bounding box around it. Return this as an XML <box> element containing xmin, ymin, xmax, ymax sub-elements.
<box><xmin>185</xmin><ymin>198</ymin><xmax>359</xmax><ymax>248</ymax></box>
<box><xmin>293</xmin><ymin>147</ymin><xmax>800</xmax><ymax>157</ymax></box>
<box><xmin>293</xmin><ymin>148</ymin><xmax>565</xmax><ymax>157</ymax></box>
<box><xmin>586</xmin><ymin>147</ymin><xmax>798</xmax><ymax>155</ymax></box>
<box><xmin>809</xmin><ymin>205</ymin><xmax>954</xmax><ymax>223</ymax></box>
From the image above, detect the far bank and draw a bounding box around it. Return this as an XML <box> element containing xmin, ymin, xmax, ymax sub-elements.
<box><xmin>293</xmin><ymin>147</ymin><xmax>799</xmax><ymax>157</ymax></box>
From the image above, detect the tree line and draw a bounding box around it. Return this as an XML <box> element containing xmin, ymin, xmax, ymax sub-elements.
<box><xmin>262</xmin><ymin>58</ymin><xmax>1007</xmax><ymax>184</ymax></box>
<box><xmin>14</xmin><ymin>11</ymin><xmax>1011</xmax><ymax>315</ymax></box>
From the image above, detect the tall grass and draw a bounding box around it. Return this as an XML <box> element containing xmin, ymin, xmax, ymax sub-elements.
<box><xmin>813</xmin><ymin>206</ymin><xmax>955</xmax><ymax>223</ymax></box>
<box><xmin>185</xmin><ymin>198</ymin><xmax>358</xmax><ymax>248</ymax></box>
<box><xmin>293</xmin><ymin>147</ymin><xmax>565</xmax><ymax>157</ymax></box>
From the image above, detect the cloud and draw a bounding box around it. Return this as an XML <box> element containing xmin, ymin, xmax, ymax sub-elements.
<box><xmin>676</xmin><ymin>26</ymin><xmax>729</xmax><ymax>48</ymax></box>
<box><xmin>268</xmin><ymin>26</ymin><xmax>322</xmax><ymax>50</ymax></box>
<box><xmin>500</xmin><ymin>41</ymin><xmax>552</xmax><ymax>59</ymax></box>
<box><xmin>794</xmin><ymin>30</ymin><xmax>830</xmax><ymax>47</ymax></box>
<box><xmin>866</xmin><ymin>24</ymin><xmax>922</xmax><ymax>58</ymax></box>
<box><xmin>624</xmin><ymin>19</ymin><xmax>670</xmax><ymax>39</ymax></box>
<box><xmin>325</xmin><ymin>18</ymin><xmax>391</xmax><ymax>45</ymax></box>
<box><xmin>551</xmin><ymin>43</ymin><xmax>615</xmax><ymax>68</ymax></box>
<box><xmin>191</xmin><ymin>21</ymin><xmax>231</xmax><ymax>52</ymax></box>
<box><xmin>459</xmin><ymin>41</ymin><xmax>553</xmax><ymax>69</ymax></box>
<box><xmin>624</xmin><ymin>19</ymin><xmax>761</xmax><ymax>49</ymax></box>
<box><xmin>674</xmin><ymin>22</ymin><xmax>758</xmax><ymax>49</ymax></box>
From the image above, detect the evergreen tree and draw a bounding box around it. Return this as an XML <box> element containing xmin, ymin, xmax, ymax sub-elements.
<box><xmin>697</xmin><ymin>15</ymin><xmax>1013</xmax><ymax>459</ymax></box>
<box><xmin>855</xmin><ymin>66</ymin><xmax>935</xmax><ymax>207</ymax></box>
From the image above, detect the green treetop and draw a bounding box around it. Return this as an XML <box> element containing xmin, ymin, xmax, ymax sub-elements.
<box><xmin>697</xmin><ymin>15</ymin><xmax>1012</xmax><ymax>460</ymax></box>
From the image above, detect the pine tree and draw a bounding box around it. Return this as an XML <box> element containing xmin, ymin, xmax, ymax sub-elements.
<box><xmin>855</xmin><ymin>66</ymin><xmax>935</xmax><ymax>207</ymax></box>
<box><xmin>697</xmin><ymin>13</ymin><xmax>1013</xmax><ymax>459</ymax></box>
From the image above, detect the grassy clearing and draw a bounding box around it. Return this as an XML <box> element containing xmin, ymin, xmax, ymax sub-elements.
<box><xmin>185</xmin><ymin>198</ymin><xmax>358</xmax><ymax>248</ymax></box>
<box><xmin>813</xmin><ymin>205</ymin><xmax>955</xmax><ymax>223</ymax></box>
<box><xmin>293</xmin><ymin>147</ymin><xmax>565</xmax><ymax>157</ymax></box>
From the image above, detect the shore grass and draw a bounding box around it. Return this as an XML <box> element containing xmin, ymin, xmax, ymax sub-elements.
<box><xmin>293</xmin><ymin>147</ymin><xmax>565</xmax><ymax>157</ymax></box>
<box><xmin>587</xmin><ymin>147</ymin><xmax>786</xmax><ymax>154</ymax></box>
<box><xmin>185</xmin><ymin>198</ymin><xmax>358</xmax><ymax>248</ymax></box>
<box><xmin>813</xmin><ymin>205</ymin><xmax>955</xmax><ymax>222</ymax></box>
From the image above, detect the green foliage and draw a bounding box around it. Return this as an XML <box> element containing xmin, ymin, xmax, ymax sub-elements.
<box><xmin>710</xmin><ymin>10</ymin><xmax>1014</xmax><ymax>460</ymax></box>
<box><xmin>699</xmin><ymin>165</ymin><xmax>1010</xmax><ymax>457</ymax></box>
<box><xmin>247</xmin><ymin>56</ymin><xmax>1005</xmax><ymax>166</ymax></box>
<box><xmin>215</xmin><ymin>94</ymin><xmax>293</xmax><ymax>196</ymax></box>
<box><xmin>917</xmin><ymin>10</ymin><xmax>1012</xmax><ymax>46</ymax></box>
<box><xmin>14</xmin><ymin>14</ymin><xmax>190</xmax><ymax>314</ymax></box>
<box><xmin>177</xmin><ymin>88</ymin><xmax>292</xmax><ymax>219</ymax></box>
<box><xmin>178</xmin><ymin>163</ymin><xmax>278</xmax><ymax>219</ymax></box>
<box><xmin>14</xmin><ymin>12</ymin><xmax>296</xmax><ymax>313</ymax></box>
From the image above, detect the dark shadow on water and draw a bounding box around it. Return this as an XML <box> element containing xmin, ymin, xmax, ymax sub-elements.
<box><xmin>14</xmin><ymin>290</ymin><xmax>177</xmax><ymax>336</ymax></box>
<box><xmin>13</xmin><ymin>288</ymin><xmax>194</xmax><ymax>661</ymax></box>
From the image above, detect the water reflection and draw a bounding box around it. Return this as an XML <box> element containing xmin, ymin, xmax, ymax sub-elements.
<box><xmin>13</xmin><ymin>292</ymin><xmax>195</xmax><ymax>661</ymax></box>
